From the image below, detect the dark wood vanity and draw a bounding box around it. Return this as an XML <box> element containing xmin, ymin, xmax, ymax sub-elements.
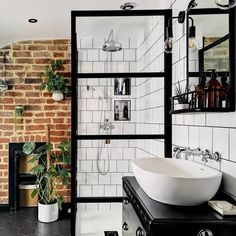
<box><xmin>122</xmin><ymin>177</ymin><xmax>236</xmax><ymax>236</ymax></box>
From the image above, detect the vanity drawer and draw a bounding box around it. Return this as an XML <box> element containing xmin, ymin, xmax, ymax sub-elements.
<box><xmin>152</xmin><ymin>223</ymin><xmax>236</xmax><ymax>236</ymax></box>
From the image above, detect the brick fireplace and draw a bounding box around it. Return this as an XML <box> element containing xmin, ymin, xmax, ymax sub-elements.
<box><xmin>0</xmin><ymin>39</ymin><xmax>71</xmax><ymax>207</ymax></box>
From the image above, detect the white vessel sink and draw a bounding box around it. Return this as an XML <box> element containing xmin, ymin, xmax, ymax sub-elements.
<box><xmin>132</xmin><ymin>158</ymin><xmax>222</xmax><ymax>206</ymax></box>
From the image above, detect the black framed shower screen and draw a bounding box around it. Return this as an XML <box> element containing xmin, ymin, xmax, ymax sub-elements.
<box><xmin>71</xmin><ymin>9</ymin><xmax>173</xmax><ymax>236</ymax></box>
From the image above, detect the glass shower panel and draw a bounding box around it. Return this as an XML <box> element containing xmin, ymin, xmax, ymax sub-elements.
<box><xmin>77</xmin><ymin>77</ymin><xmax>164</xmax><ymax>136</ymax></box>
<box><xmin>77</xmin><ymin>139</ymin><xmax>165</xmax><ymax>198</ymax></box>
<box><xmin>76</xmin><ymin>16</ymin><xmax>164</xmax><ymax>74</ymax></box>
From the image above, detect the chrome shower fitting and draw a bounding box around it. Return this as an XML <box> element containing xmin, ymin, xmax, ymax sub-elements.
<box><xmin>103</xmin><ymin>30</ymin><xmax>122</xmax><ymax>52</ymax></box>
<box><xmin>100</xmin><ymin>119</ymin><xmax>115</xmax><ymax>132</ymax></box>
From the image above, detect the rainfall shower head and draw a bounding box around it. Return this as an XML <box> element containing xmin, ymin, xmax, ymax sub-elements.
<box><xmin>103</xmin><ymin>30</ymin><xmax>122</xmax><ymax>52</ymax></box>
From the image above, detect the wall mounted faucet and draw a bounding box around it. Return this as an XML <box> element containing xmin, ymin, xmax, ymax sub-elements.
<box><xmin>173</xmin><ymin>147</ymin><xmax>221</xmax><ymax>162</ymax></box>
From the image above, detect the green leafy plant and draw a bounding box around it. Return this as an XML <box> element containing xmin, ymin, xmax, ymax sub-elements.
<box><xmin>40</xmin><ymin>60</ymin><xmax>70</xmax><ymax>94</ymax></box>
<box><xmin>23</xmin><ymin>141</ymin><xmax>71</xmax><ymax>209</ymax></box>
<box><xmin>174</xmin><ymin>81</ymin><xmax>190</xmax><ymax>104</ymax></box>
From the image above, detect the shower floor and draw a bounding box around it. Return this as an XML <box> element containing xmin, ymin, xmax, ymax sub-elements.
<box><xmin>76</xmin><ymin>206</ymin><xmax>122</xmax><ymax>236</ymax></box>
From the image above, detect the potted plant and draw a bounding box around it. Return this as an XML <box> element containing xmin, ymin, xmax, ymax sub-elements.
<box><xmin>174</xmin><ymin>81</ymin><xmax>190</xmax><ymax>110</ymax></box>
<box><xmin>40</xmin><ymin>60</ymin><xmax>70</xmax><ymax>101</ymax></box>
<box><xmin>22</xmin><ymin>140</ymin><xmax>71</xmax><ymax>223</ymax></box>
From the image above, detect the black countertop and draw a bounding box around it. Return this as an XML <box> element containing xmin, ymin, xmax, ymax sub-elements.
<box><xmin>123</xmin><ymin>176</ymin><xmax>236</xmax><ymax>223</ymax></box>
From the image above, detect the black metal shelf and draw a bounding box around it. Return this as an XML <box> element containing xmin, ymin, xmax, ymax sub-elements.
<box><xmin>170</xmin><ymin>107</ymin><xmax>231</xmax><ymax>114</ymax></box>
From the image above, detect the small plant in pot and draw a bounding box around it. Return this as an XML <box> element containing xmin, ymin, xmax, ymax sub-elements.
<box><xmin>23</xmin><ymin>140</ymin><xmax>71</xmax><ymax>223</ymax></box>
<box><xmin>174</xmin><ymin>81</ymin><xmax>190</xmax><ymax>110</ymax></box>
<box><xmin>40</xmin><ymin>60</ymin><xmax>70</xmax><ymax>101</ymax></box>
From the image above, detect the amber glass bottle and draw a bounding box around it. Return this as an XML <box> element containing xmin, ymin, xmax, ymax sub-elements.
<box><xmin>220</xmin><ymin>74</ymin><xmax>230</xmax><ymax>108</ymax></box>
<box><xmin>195</xmin><ymin>74</ymin><xmax>206</xmax><ymax>108</ymax></box>
<box><xmin>206</xmin><ymin>70</ymin><xmax>220</xmax><ymax>108</ymax></box>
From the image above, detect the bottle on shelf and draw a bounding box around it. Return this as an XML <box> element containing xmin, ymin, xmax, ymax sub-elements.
<box><xmin>123</xmin><ymin>105</ymin><xmax>129</xmax><ymax>120</ymax></box>
<box><xmin>122</xmin><ymin>80</ymin><xmax>126</xmax><ymax>95</ymax></box>
<box><xmin>195</xmin><ymin>73</ymin><xmax>206</xmax><ymax>108</ymax></box>
<box><xmin>115</xmin><ymin>105</ymin><xmax>119</xmax><ymax>121</ymax></box>
<box><xmin>220</xmin><ymin>73</ymin><xmax>230</xmax><ymax>108</ymax></box>
<box><xmin>206</xmin><ymin>69</ymin><xmax>221</xmax><ymax>108</ymax></box>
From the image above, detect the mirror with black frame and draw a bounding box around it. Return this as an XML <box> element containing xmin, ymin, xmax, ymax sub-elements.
<box><xmin>185</xmin><ymin>8</ymin><xmax>235</xmax><ymax>112</ymax></box>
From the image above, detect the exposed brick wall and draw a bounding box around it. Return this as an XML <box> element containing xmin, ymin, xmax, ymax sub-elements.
<box><xmin>0</xmin><ymin>39</ymin><xmax>71</xmax><ymax>204</ymax></box>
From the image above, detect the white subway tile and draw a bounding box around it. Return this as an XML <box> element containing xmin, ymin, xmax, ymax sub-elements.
<box><xmin>213</xmin><ymin>128</ymin><xmax>229</xmax><ymax>160</ymax></box>
<box><xmin>230</xmin><ymin>129</ymin><xmax>236</xmax><ymax>162</ymax></box>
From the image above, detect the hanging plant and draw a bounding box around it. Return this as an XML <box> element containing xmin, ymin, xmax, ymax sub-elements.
<box><xmin>14</xmin><ymin>105</ymin><xmax>24</xmax><ymax>131</ymax></box>
<box><xmin>40</xmin><ymin>60</ymin><xmax>70</xmax><ymax>101</ymax></box>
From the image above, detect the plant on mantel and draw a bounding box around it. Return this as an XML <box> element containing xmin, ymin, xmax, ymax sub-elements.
<box><xmin>40</xmin><ymin>60</ymin><xmax>70</xmax><ymax>101</ymax></box>
<box><xmin>23</xmin><ymin>126</ymin><xmax>71</xmax><ymax>223</ymax></box>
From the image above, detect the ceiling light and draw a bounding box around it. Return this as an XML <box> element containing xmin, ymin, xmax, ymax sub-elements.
<box><xmin>28</xmin><ymin>18</ymin><xmax>38</xmax><ymax>23</ymax></box>
<box><xmin>120</xmin><ymin>2</ymin><xmax>137</xmax><ymax>10</ymax></box>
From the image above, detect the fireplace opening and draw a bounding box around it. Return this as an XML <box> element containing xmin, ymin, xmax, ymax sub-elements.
<box><xmin>9</xmin><ymin>142</ymin><xmax>45</xmax><ymax>210</ymax></box>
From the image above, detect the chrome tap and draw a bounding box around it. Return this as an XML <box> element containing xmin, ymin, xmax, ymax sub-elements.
<box><xmin>173</xmin><ymin>147</ymin><xmax>203</xmax><ymax>160</ymax></box>
<box><xmin>173</xmin><ymin>147</ymin><xmax>221</xmax><ymax>162</ymax></box>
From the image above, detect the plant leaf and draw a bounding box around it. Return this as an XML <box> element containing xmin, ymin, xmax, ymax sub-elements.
<box><xmin>31</xmin><ymin>189</ymin><xmax>38</xmax><ymax>199</ymax></box>
<box><xmin>23</xmin><ymin>142</ymin><xmax>36</xmax><ymax>155</ymax></box>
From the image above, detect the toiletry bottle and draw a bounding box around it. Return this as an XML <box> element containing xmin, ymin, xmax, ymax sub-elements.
<box><xmin>122</xmin><ymin>80</ymin><xmax>126</xmax><ymax>95</ymax></box>
<box><xmin>115</xmin><ymin>105</ymin><xmax>119</xmax><ymax>120</ymax></box>
<box><xmin>206</xmin><ymin>69</ymin><xmax>220</xmax><ymax>108</ymax></box>
<box><xmin>118</xmin><ymin>78</ymin><xmax>123</xmax><ymax>95</ymax></box>
<box><xmin>123</xmin><ymin>105</ymin><xmax>129</xmax><ymax>120</ymax></box>
<box><xmin>195</xmin><ymin>73</ymin><xmax>206</xmax><ymax>108</ymax></box>
<box><xmin>220</xmin><ymin>73</ymin><xmax>230</xmax><ymax>108</ymax></box>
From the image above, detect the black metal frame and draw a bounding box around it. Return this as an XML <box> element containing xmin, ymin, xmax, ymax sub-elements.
<box><xmin>183</xmin><ymin>8</ymin><xmax>235</xmax><ymax>113</ymax></box>
<box><xmin>71</xmin><ymin>9</ymin><xmax>172</xmax><ymax>236</ymax></box>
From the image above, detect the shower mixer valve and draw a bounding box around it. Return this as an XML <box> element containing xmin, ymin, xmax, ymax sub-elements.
<box><xmin>100</xmin><ymin>119</ymin><xmax>115</xmax><ymax>131</ymax></box>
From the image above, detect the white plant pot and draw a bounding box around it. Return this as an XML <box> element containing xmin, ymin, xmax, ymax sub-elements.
<box><xmin>175</xmin><ymin>103</ymin><xmax>189</xmax><ymax>110</ymax></box>
<box><xmin>38</xmin><ymin>202</ymin><xmax>59</xmax><ymax>223</ymax></box>
<box><xmin>52</xmin><ymin>90</ymin><xmax>64</xmax><ymax>101</ymax></box>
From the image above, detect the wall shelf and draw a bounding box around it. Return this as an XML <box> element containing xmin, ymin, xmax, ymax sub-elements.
<box><xmin>170</xmin><ymin>107</ymin><xmax>231</xmax><ymax>114</ymax></box>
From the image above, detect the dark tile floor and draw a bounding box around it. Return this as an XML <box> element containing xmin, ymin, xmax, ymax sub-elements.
<box><xmin>0</xmin><ymin>208</ymin><xmax>70</xmax><ymax>236</ymax></box>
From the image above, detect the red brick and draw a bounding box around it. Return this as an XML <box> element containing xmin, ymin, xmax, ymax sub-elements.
<box><xmin>4</xmin><ymin>91</ymin><xmax>23</xmax><ymax>97</ymax></box>
<box><xmin>53</xmin><ymin>52</ymin><xmax>65</xmax><ymax>57</ymax></box>
<box><xmin>15</xmin><ymin>58</ymin><xmax>34</xmax><ymax>64</ymax></box>
<box><xmin>53</xmin><ymin>39</ymin><xmax>69</xmax><ymax>44</ymax></box>
<box><xmin>28</xmin><ymin>45</ymin><xmax>46</xmax><ymax>51</ymax></box>
<box><xmin>0</xmin><ymin>98</ymin><xmax>14</xmax><ymax>104</ymax></box>
<box><xmin>25</xmin><ymin>91</ymin><xmax>40</xmax><ymax>97</ymax></box>
<box><xmin>34</xmin><ymin>118</ymin><xmax>51</xmax><ymax>123</ymax></box>
<box><xmin>53</xmin><ymin>118</ymin><xmax>64</xmax><ymax>123</ymax></box>
<box><xmin>28</xmin><ymin>98</ymin><xmax>45</xmax><ymax>104</ymax></box>
<box><xmin>0</xmin><ymin>138</ymin><xmax>10</xmax><ymax>142</ymax></box>
<box><xmin>13</xmin><ymin>51</ymin><xmax>31</xmax><ymax>57</ymax></box>
<box><xmin>34</xmin><ymin>58</ymin><xmax>51</xmax><ymax>64</ymax></box>
<box><xmin>26</xmin><ymin>125</ymin><xmax>44</xmax><ymax>131</ymax></box>
<box><xmin>5</xmin><ymin>65</ymin><xmax>24</xmax><ymax>70</ymax></box>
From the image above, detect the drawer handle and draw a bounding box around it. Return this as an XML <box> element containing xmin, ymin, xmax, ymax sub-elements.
<box><xmin>136</xmin><ymin>227</ymin><xmax>144</xmax><ymax>236</ymax></box>
<box><xmin>122</xmin><ymin>222</ymin><xmax>129</xmax><ymax>231</ymax></box>
<box><xmin>123</xmin><ymin>198</ymin><xmax>129</xmax><ymax>205</ymax></box>
<box><xmin>197</xmin><ymin>229</ymin><xmax>214</xmax><ymax>236</ymax></box>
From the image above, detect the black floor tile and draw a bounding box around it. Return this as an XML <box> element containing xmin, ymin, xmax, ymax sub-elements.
<box><xmin>0</xmin><ymin>208</ymin><xmax>70</xmax><ymax>236</ymax></box>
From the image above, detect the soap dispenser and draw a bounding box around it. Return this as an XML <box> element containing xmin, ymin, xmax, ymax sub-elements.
<box><xmin>206</xmin><ymin>69</ymin><xmax>220</xmax><ymax>108</ymax></box>
<box><xmin>195</xmin><ymin>73</ymin><xmax>206</xmax><ymax>108</ymax></box>
<box><xmin>220</xmin><ymin>73</ymin><xmax>230</xmax><ymax>108</ymax></box>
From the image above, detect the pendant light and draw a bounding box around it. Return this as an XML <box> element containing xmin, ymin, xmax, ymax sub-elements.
<box><xmin>164</xmin><ymin>11</ymin><xmax>186</xmax><ymax>53</ymax></box>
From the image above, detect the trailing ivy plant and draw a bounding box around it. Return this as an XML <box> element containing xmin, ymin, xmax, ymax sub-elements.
<box><xmin>40</xmin><ymin>60</ymin><xmax>70</xmax><ymax>94</ymax></box>
<box><xmin>23</xmin><ymin>141</ymin><xmax>71</xmax><ymax>209</ymax></box>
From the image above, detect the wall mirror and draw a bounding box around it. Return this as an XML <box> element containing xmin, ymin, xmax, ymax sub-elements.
<box><xmin>184</xmin><ymin>7</ymin><xmax>235</xmax><ymax>112</ymax></box>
